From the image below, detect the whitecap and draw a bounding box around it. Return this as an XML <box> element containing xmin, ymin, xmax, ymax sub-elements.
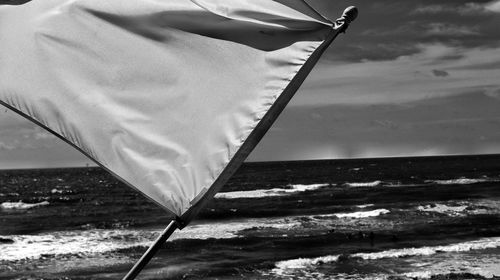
<box><xmin>0</xmin><ymin>201</ymin><xmax>49</xmax><ymax>210</ymax></box>
<box><xmin>345</xmin><ymin>181</ymin><xmax>382</xmax><ymax>187</ymax></box>
<box><xmin>356</xmin><ymin>204</ymin><xmax>374</xmax><ymax>209</ymax></box>
<box><xmin>353</xmin><ymin>237</ymin><xmax>500</xmax><ymax>260</ymax></box>
<box><xmin>428</xmin><ymin>178</ymin><xmax>489</xmax><ymax>185</ymax></box>
<box><xmin>273</xmin><ymin>255</ymin><xmax>340</xmax><ymax>276</ymax></box>
<box><xmin>317</xmin><ymin>209</ymin><xmax>390</xmax><ymax>219</ymax></box>
<box><xmin>215</xmin><ymin>183</ymin><xmax>328</xmax><ymax>199</ymax></box>
<box><xmin>272</xmin><ymin>237</ymin><xmax>500</xmax><ymax>277</ymax></box>
<box><xmin>417</xmin><ymin>204</ymin><xmax>467</xmax><ymax>216</ymax></box>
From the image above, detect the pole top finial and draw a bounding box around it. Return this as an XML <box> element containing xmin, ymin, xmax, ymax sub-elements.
<box><xmin>342</xmin><ymin>6</ymin><xmax>358</xmax><ymax>23</ymax></box>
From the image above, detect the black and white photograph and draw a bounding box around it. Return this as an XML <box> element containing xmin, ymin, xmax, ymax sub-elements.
<box><xmin>1</xmin><ymin>0</ymin><xmax>500</xmax><ymax>279</ymax></box>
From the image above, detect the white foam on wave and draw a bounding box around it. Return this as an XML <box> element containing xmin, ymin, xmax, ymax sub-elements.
<box><xmin>345</xmin><ymin>181</ymin><xmax>382</xmax><ymax>187</ymax></box>
<box><xmin>1</xmin><ymin>201</ymin><xmax>49</xmax><ymax>210</ymax></box>
<box><xmin>356</xmin><ymin>204</ymin><xmax>375</xmax><ymax>209</ymax></box>
<box><xmin>318</xmin><ymin>209</ymin><xmax>390</xmax><ymax>219</ymax></box>
<box><xmin>0</xmin><ymin>229</ymin><xmax>156</xmax><ymax>262</ymax></box>
<box><xmin>401</xmin><ymin>254</ymin><xmax>500</xmax><ymax>279</ymax></box>
<box><xmin>417</xmin><ymin>203</ymin><xmax>468</xmax><ymax>216</ymax></box>
<box><xmin>353</xmin><ymin>237</ymin><xmax>500</xmax><ymax>260</ymax></box>
<box><xmin>273</xmin><ymin>255</ymin><xmax>340</xmax><ymax>276</ymax></box>
<box><xmin>215</xmin><ymin>184</ymin><xmax>328</xmax><ymax>199</ymax></box>
<box><xmin>272</xmin><ymin>237</ymin><xmax>500</xmax><ymax>277</ymax></box>
<box><xmin>428</xmin><ymin>178</ymin><xmax>490</xmax><ymax>185</ymax></box>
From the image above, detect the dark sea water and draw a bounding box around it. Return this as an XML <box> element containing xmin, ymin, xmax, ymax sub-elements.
<box><xmin>1</xmin><ymin>155</ymin><xmax>500</xmax><ymax>280</ymax></box>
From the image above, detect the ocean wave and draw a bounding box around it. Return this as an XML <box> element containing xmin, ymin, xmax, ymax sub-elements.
<box><xmin>273</xmin><ymin>255</ymin><xmax>340</xmax><ymax>276</ymax></box>
<box><xmin>353</xmin><ymin>237</ymin><xmax>500</xmax><ymax>260</ymax></box>
<box><xmin>317</xmin><ymin>209</ymin><xmax>390</xmax><ymax>219</ymax></box>
<box><xmin>215</xmin><ymin>184</ymin><xmax>328</xmax><ymax>199</ymax></box>
<box><xmin>427</xmin><ymin>178</ymin><xmax>490</xmax><ymax>185</ymax></box>
<box><xmin>0</xmin><ymin>192</ymin><xmax>19</xmax><ymax>197</ymax></box>
<box><xmin>401</xmin><ymin>259</ymin><xmax>500</xmax><ymax>279</ymax></box>
<box><xmin>417</xmin><ymin>203</ymin><xmax>468</xmax><ymax>216</ymax></box>
<box><xmin>0</xmin><ymin>207</ymin><xmax>391</xmax><ymax>262</ymax></box>
<box><xmin>272</xmin><ymin>237</ymin><xmax>500</xmax><ymax>277</ymax></box>
<box><xmin>0</xmin><ymin>218</ymin><xmax>301</xmax><ymax>262</ymax></box>
<box><xmin>345</xmin><ymin>181</ymin><xmax>382</xmax><ymax>187</ymax></box>
<box><xmin>0</xmin><ymin>230</ymin><xmax>156</xmax><ymax>262</ymax></box>
<box><xmin>0</xmin><ymin>201</ymin><xmax>49</xmax><ymax>210</ymax></box>
<box><xmin>356</xmin><ymin>204</ymin><xmax>375</xmax><ymax>209</ymax></box>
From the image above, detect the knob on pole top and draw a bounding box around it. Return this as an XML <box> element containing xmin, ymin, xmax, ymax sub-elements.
<box><xmin>342</xmin><ymin>6</ymin><xmax>358</xmax><ymax>23</ymax></box>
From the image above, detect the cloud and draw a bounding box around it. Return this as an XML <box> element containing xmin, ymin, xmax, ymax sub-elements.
<box><xmin>0</xmin><ymin>112</ymin><xmax>64</xmax><ymax>151</ymax></box>
<box><xmin>412</xmin><ymin>1</ymin><xmax>500</xmax><ymax>15</ymax></box>
<box><xmin>33</xmin><ymin>129</ymin><xmax>56</xmax><ymax>140</ymax></box>
<box><xmin>432</xmin><ymin>69</ymin><xmax>449</xmax><ymax>77</ymax></box>
<box><xmin>0</xmin><ymin>142</ymin><xmax>15</xmax><ymax>151</ymax></box>
<box><xmin>412</xmin><ymin>3</ymin><xmax>491</xmax><ymax>15</ymax></box>
<box><xmin>485</xmin><ymin>0</ymin><xmax>500</xmax><ymax>12</ymax></box>
<box><xmin>485</xmin><ymin>87</ymin><xmax>500</xmax><ymax>99</ymax></box>
<box><xmin>424</xmin><ymin>23</ymin><xmax>479</xmax><ymax>36</ymax></box>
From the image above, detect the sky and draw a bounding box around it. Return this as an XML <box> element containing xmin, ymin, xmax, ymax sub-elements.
<box><xmin>1</xmin><ymin>0</ymin><xmax>500</xmax><ymax>168</ymax></box>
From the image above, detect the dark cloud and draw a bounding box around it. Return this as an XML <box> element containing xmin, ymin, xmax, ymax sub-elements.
<box><xmin>0</xmin><ymin>0</ymin><xmax>30</xmax><ymax>5</ymax></box>
<box><xmin>432</xmin><ymin>69</ymin><xmax>449</xmax><ymax>77</ymax></box>
<box><xmin>307</xmin><ymin>0</ymin><xmax>500</xmax><ymax>62</ymax></box>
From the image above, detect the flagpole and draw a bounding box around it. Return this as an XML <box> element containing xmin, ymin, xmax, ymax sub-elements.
<box><xmin>122</xmin><ymin>219</ymin><xmax>179</xmax><ymax>280</ymax></box>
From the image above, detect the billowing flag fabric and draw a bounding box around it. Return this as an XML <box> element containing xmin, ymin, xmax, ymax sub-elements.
<box><xmin>0</xmin><ymin>0</ymin><xmax>344</xmax><ymax>221</ymax></box>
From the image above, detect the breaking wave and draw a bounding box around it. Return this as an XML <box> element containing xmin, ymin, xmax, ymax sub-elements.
<box><xmin>272</xmin><ymin>237</ymin><xmax>500</xmax><ymax>277</ymax></box>
<box><xmin>273</xmin><ymin>255</ymin><xmax>340</xmax><ymax>276</ymax></box>
<box><xmin>215</xmin><ymin>184</ymin><xmax>328</xmax><ymax>199</ymax></box>
<box><xmin>427</xmin><ymin>178</ymin><xmax>491</xmax><ymax>185</ymax></box>
<box><xmin>417</xmin><ymin>203</ymin><xmax>468</xmax><ymax>216</ymax></box>
<box><xmin>356</xmin><ymin>204</ymin><xmax>375</xmax><ymax>209</ymax></box>
<box><xmin>0</xmin><ymin>217</ymin><xmax>301</xmax><ymax>262</ymax></box>
<box><xmin>317</xmin><ymin>209</ymin><xmax>390</xmax><ymax>219</ymax></box>
<box><xmin>0</xmin><ymin>201</ymin><xmax>49</xmax><ymax>210</ymax></box>
<box><xmin>345</xmin><ymin>181</ymin><xmax>382</xmax><ymax>187</ymax></box>
<box><xmin>352</xmin><ymin>237</ymin><xmax>500</xmax><ymax>260</ymax></box>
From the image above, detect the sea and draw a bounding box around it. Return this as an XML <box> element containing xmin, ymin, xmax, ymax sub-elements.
<box><xmin>1</xmin><ymin>154</ymin><xmax>500</xmax><ymax>280</ymax></box>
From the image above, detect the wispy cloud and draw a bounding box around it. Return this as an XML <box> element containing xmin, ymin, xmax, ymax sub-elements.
<box><xmin>424</xmin><ymin>23</ymin><xmax>479</xmax><ymax>36</ymax></box>
<box><xmin>412</xmin><ymin>2</ymin><xmax>493</xmax><ymax>15</ymax></box>
<box><xmin>485</xmin><ymin>0</ymin><xmax>500</xmax><ymax>12</ymax></box>
<box><xmin>0</xmin><ymin>112</ymin><xmax>63</xmax><ymax>150</ymax></box>
<box><xmin>0</xmin><ymin>141</ymin><xmax>15</xmax><ymax>151</ymax></box>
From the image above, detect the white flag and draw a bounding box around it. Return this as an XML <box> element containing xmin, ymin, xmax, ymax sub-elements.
<box><xmin>0</xmin><ymin>0</ymin><xmax>351</xmax><ymax>222</ymax></box>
